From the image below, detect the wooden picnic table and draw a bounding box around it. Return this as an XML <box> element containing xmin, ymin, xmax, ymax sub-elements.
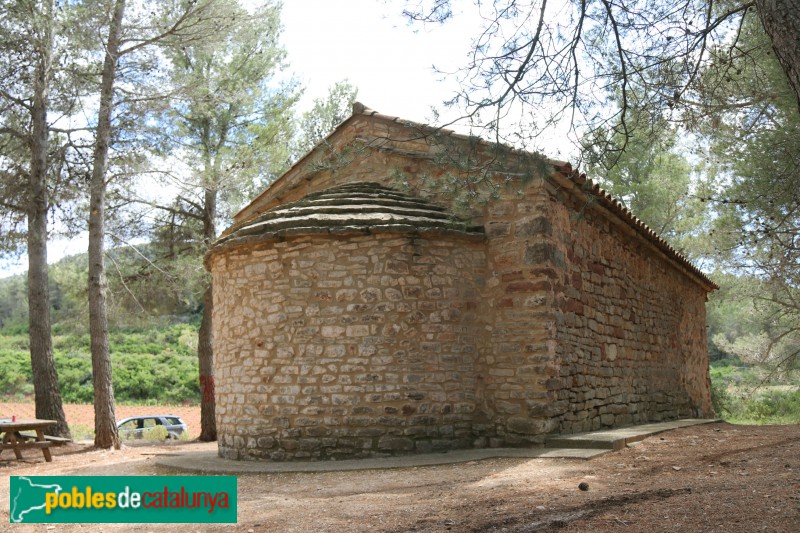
<box><xmin>0</xmin><ymin>418</ymin><xmax>56</xmax><ymax>462</ymax></box>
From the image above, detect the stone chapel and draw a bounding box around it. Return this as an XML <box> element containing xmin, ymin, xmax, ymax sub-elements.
<box><xmin>205</xmin><ymin>104</ymin><xmax>716</xmax><ymax>461</ymax></box>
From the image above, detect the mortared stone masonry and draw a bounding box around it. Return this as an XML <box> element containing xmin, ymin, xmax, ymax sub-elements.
<box><xmin>206</xmin><ymin>104</ymin><xmax>716</xmax><ymax>460</ymax></box>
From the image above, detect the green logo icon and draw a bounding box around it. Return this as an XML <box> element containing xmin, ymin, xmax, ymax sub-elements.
<box><xmin>10</xmin><ymin>476</ymin><xmax>237</xmax><ymax>523</ymax></box>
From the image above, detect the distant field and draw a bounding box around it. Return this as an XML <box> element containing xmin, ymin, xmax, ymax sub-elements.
<box><xmin>0</xmin><ymin>402</ymin><xmax>202</xmax><ymax>439</ymax></box>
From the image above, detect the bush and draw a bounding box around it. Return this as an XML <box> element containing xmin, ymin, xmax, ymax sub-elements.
<box><xmin>739</xmin><ymin>389</ymin><xmax>800</xmax><ymax>424</ymax></box>
<box><xmin>0</xmin><ymin>323</ymin><xmax>201</xmax><ymax>405</ymax></box>
<box><xmin>55</xmin><ymin>352</ymin><xmax>94</xmax><ymax>403</ymax></box>
<box><xmin>141</xmin><ymin>425</ymin><xmax>169</xmax><ymax>441</ymax></box>
<box><xmin>709</xmin><ymin>361</ymin><xmax>800</xmax><ymax>425</ymax></box>
<box><xmin>0</xmin><ymin>323</ymin><xmax>28</xmax><ymax>335</ymax></box>
<box><xmin>710</xmin><ymin>379</ymin><xmax>733</xmax><ymax>417</ymax></box>
<box><xmin>0</xmin><ymin>348</ymin><xmax>33</xmax><ymax>398</ymax></box>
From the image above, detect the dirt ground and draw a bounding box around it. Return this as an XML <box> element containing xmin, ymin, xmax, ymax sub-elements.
<box><xmin>1</xmin><ymin>422</ymin><xmax>798</xmax><ymax>532</ymax></box>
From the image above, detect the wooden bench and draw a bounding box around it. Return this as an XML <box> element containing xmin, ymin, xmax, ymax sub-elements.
<box><xmin>0</xmin><ymin>419</ymin><xmax>57</xmax><ymax>462</ymax></box>
<box><xmin>16</xmin><ymin>432</ymin><xmax>73</xmax><ymax>446</ymax></box>
<box><xmin>0</xmin><ymin>441</ymin><xmax>52</xmax><ymax>450</ymax></box>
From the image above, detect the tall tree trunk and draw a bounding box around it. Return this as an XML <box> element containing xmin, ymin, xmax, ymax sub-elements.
<box><xmin>27</xmin><ymin>0</ymin><xmax>69</xmax><ymax>438</ymax></box>
<box><xmin>757</xmin><ymin>0</ymin><xmax>800</xmax><ymax>113</ymax></box>
<box><xmin>88</xmin><ymin>0</ymin><xmax>125</xmax><ymax>450</ymax></box>
<box><xmin>198</xmin><ymin>284</ymin><xmax>216</xmax><ymax>441</ymax></box>
<box><xmin>198</xmin><ymin>186</ymin><xmax>217</xmax><ymax>441</ymax></box>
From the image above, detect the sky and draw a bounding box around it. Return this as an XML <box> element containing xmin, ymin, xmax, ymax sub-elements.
<box><xmin>1</xmin><ymin>0</ymin><xmax>479</xmax><ymax>277</ymax></box>
<box><xmin>0</xmin><ymin>0</ymin><xmax>554</xmax><ymax>277</ymax></box>
<box><xmin>281</xmin><ymin>0</ymin><xmax>479</xmax><ymax>124</ymax></box>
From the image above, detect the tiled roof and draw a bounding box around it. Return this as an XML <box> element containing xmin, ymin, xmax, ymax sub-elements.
<box><xmin>551</xmin><ymin>162</ymin><xmax>717</xmax><ymax>290</ymax></box>
<box><xmin>208</xmin><ymin>182</ymin><xmax>484</xmax><ymax>261</ymax></box>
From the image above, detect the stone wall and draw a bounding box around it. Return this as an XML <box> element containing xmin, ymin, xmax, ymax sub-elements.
<box><xmin>547</xmin><ymin>183</ymin><xmax>713</xmax><ymax>432</ymax></box>
<box><xmin>471</xmin><ymin>179</ymin><xmax>562</xmax><ymax>446</ymax></box>
<box><xmin>211</xmin><ymin>233</ymin><xmax>488</xmax><ymax>460</ymax></box>
<box><xmin>211</xmin><ymin>108</ymin><xmax>715</xmax><ymax>460</ymax></box>
<box><xmin>462</xmin><ymin>177</ymin><xmax>713</xmax><ymax>441</ymax></box>
<box><xmin>233</xmin><ymin>114</ymin><xmax>443</xmax><ymax>225</ymax></box>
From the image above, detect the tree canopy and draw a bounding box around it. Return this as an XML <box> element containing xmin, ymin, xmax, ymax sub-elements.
<box><xmin>403</xmin><ymin>0</ymin><xmax>800</xmax><ymax>157</ymax></box>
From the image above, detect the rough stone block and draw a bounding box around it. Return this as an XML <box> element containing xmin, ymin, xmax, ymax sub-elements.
<box><xmin>515</xmin><ymin>217</ymin><xmax>552</xmax><ymax>237</ymax></box>
<box><xmin>507</xmin><ymin>416</ymin><xmax>548</xmax><ymax>435</ymax></box>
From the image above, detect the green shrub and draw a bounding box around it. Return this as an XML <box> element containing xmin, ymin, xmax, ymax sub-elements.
<box><xmin>0</xmin><ymin>323</ymin><xmax>28</xmax><ymax>335</ymax></box>
<box><xmin>739</xmin><ymin>389</ymin><xmax>800</xmax><ymax>424</ymax></box>
<box><xmin>142</xmin><ymin>425</ymin><xmax>169</xmax><ymax>441</ymax></box>
<box><xmin>710</xmin><ymin>363</ymin><xmax>800</xmax><ymax>425</ymax></box>
<box><xmin>710</xmin><ymin>379</ymin><xmax>733</xmax><ymax>417</ymax></box>
<box><xmin>55</xmin><ymin>352</ymin><xmax>94</xmax><ymax>403</ymax></box>
<box><xmin>0</xmin><ymin>323</ymin><xmax>201</xmax><ymax>405</ymax></box>
<box><xmin>53</xmin><ymin>333</ymin><xmax>90</xmax><ymax>352</ymax></box>
<box><xmin>0</xmin><ymin>348</ymin><xmax>33</xmax><ymax>398</ymax></box>
<box><xmin>0</xmin><ymin>334</ymin><xmax>29</xmax><ymax>351</ymax></box>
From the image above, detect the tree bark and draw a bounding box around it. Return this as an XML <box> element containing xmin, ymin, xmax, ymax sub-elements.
<box><xmin>757</xmin><ymin>0</ymin><xmax>800</xmax><ymax>113</ymax></box>
<box><xmin>198</xmin><ymin>186</ymin><xmax>217</xmax><ymax>441</ymax></box>
<box><xmin>198</xmin><ymin>284</ymin><xmax>216</xmax><ymax>441</ymax></box>
<box><xmin>27</xmin><ymin>0</ymin><xmax>70</xmax><ymax>439</ymax></box>
<box><xmin>88</xmin><ymin>0</ymin><xmax>125</xmax><ymax>450</ymax></box>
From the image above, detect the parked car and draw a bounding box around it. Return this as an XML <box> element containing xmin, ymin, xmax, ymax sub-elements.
<box><xmin>116</xmin><ymin>415</ymin><xmax>187</xmax><ymax>440</ymax></box>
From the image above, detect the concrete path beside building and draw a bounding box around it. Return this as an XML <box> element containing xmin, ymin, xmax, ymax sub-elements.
<box><xmin>155</xmin><ymin>418</ymin><xmax>718</xmax><ymax>474</ymax></box>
